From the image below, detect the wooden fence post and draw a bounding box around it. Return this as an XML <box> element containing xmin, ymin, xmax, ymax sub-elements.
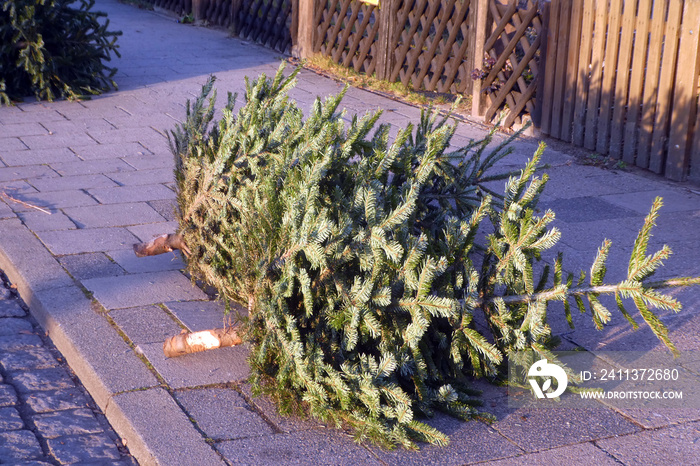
<box><xmin>193</xmin><ymin>0</ymin><xmax>208</xmax><ymax>21</ymax></box>
<box><xmin>230</xmin><ymin>0</ymin><xmax>242</xmax><ymax>35</ymax></box>
<box><xmin>533</xmin><ymin>0</ymin><xmax>551</xmax><ymax>129</ymax></box>
<box><xmin>376</xmin><ymin>0</ymin><xmax>399</xmax><ymax>81</ymax></box>
<box><xmin>667</xmin><ymin>0</ymin><xmax>700</xmax><ymax>181</ymax></box>
<box><xmin>471</xmin><ymin>0</ymin><xmax>489</xmax><ymax>118</ymax></box>
<box><xmin>293</xmin><ymin>0</ymin><xmax>315</xmax><ymax>59</ymax></box>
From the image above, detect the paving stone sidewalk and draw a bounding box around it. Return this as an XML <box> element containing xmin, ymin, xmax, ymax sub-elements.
<box><xmin>1</xmin><ymin>0</ymin><xmax>700</xmax><ymax>465</ymax></box>
<box><xmin>0</xmin><ymin>269</ymin><xmax>136</xmax><ymax>465</ymax></box>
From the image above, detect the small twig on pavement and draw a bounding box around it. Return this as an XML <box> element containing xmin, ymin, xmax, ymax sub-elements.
<box><xmin>0</xmin><ymin>190</ymin><xmax>52</xmax><ymax>215</ymax></box>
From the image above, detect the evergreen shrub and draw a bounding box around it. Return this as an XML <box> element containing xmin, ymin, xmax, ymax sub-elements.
<box><xmin>0</xmin><ymin>0</ymin><xmax>121</xmax><ymax>104</ymax></box>
<box><xmin>170</xmin><ymin>65</ymin><xmax>698</xmax><ymax>448</ymax></box>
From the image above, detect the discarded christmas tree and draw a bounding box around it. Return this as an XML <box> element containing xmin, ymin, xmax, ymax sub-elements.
<box><xmin>0</xmin><ymin>0</ymin><xmax>121</xmax><ymax>104</ymax></box>
<box><xmin>159</xmin><ymin>65</ymin><xmax>699</xmax><ymax>449</ymax></box>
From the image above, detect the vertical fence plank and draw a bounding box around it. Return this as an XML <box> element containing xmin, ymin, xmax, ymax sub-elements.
<box><xmin>294</xmin><ymin>0</ymin><xmax>315</xmax><ymax>58</ymax></box>
<box><xmin>690</xmin><ymin>103</ymin><xmax>700</xmax><ymax>183</ymax></box>
<box><xmin>533</xmin><ymin>0</ymin><xmax>551</xmax><ymax>129</ymax></box>
<box><xmin>636</xmin><ymin>0</ymin><xmax>667</xmax><ymax>169</ymax></box>
<box><xmin>376</xmin><ymin>0</ymin><xmax>399</xmax><ymax>80</ymax></box>
<box><xmin>539</xmin><ymin>0</ymin><xmax>560</xmax><ymax>135</ymax></box>
<box><xmin>559</xmin><ymin>0</ymin><xmax>583</xmax><ymax>142</ymax></box>
<box><xmin>595</xmin><ymin>0</ymin><xmax>622</xmax><ymax>155</ymax></box>
<box><xmin>622</xmin><ymin>0</ymin><xmax>652</xmax><ymax>165</ymax></box>
<box><xmin>571</xmin><ymin>0</ymin><xmax>594</xmax><ymax>146</ymax></box>
<box><xmin>608</xmin><ymin>0</ymin><xmax>638</xmax><ymax>159</ymax></box>
<box><xmin>583</xmin><ymin>0</ymin><xmax>608</xmax><ymax>150</ymax></box>
<box><xmin>471</xmin><ymin>0</ymin><xmax>489</xmax><ymax>117</ymax></box>
<box><xmin>549</xmin><ymin>0</ymin><xmax>571</xmax><ymax>139</ymax></box>
<box><xmin>665</xmin><ymin>0</ymin><xmax>700</xmax><ymax>180</ymax></box>
<box><xmin>649</xmin><ymin>1</ymin><xmax>682</xmax><ymax>173</ymax></box>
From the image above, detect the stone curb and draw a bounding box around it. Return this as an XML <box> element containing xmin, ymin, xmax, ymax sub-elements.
<box><xmin>0</xmin><ymin>216</ymin><xmax>216</xmax><ymax>465</ymax></box>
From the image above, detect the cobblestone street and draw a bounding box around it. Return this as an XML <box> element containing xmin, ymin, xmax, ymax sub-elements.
<box><xmin>0</xmin><ymin>269</ymin><xmax>136</xmax><ymax>465</ymax></box>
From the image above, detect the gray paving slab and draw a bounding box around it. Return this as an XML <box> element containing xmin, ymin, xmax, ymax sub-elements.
<box><xmin>20</xmin><ymin>387</ymin><xmax>93</xmax><ymax>414</ymax></box>
<box><xmin>0</xmin><ymin>164</ymin><xmax>59</xmax><ymax>182</ymax></box>
<box><xmin>83</xmin><ymin>270</ymin><xmax>209</xmax><ymax>309</ymax></box>
<box><xmin>9</xmin><ymin>369</ymin><xmax>76</xmax><ymax>394</ymax></box>
<box><xmin>121</xmin><ymin>154</ymin><xmax>173</xmax><ymax>170</ymax></box>
<box><xmin>4</xmin><ymin>189</ymin><xmax>99</xmax><ymax>212</ymax></box>
<box><xmin>0</xmin><ymin>317</ymin><xmax>33</xmax><ymax>336</ymax></box>
<box><xmin>539</xmin><ymin>196</ymin><xmax>642</xmax><ymax>224</ymax></box>
<box><xmin>17</xmin><ymin>210</ymin><xmax>77</xmax><ymax>231</ymax></box>
<box><xmin>2</xmin><ymin>147</ymin><xmax>81</xmax><ymax>166</ymax></box>
<box><xmin>164</xmin><ymin>300</ymin><xmax>238</xmax><ymax>332</ymax></box>
<box><xmin>0</xmin><ymin>107</ymin><xmax>66</xmax><ymax>124</ymax></box>
<box><xmin>27</xmin><ymin>173</ymin><xmax>119</xmax><ymax>192</ymax></box>
<box><xmin>105</xmin><ymin>167</ymin><xmax>175</xmax><ymax>186</ymax></box>
<box><xmin>0</xmin><ymin>199</ymin><xmax>15</xmax><ymax>219</ymax></box>
<box><xmin>126</xmin><ymin>220</ymin><xmax>180</xmax><ymax>242</ymax></box>
<box><xmin>482</xmin><ymin>442</ymin><xmax>620</xmax><ymax>465</ymax></box>
<box><xmin>0</xmin><ymin>179</ymin><xmax>35</xmax><ymax>193</ymax></box>
<box><xmin>50</xmin><ymin>158</ymin><xmax>136</xmax><ymax>177</ymax></box>
<box><xmin>0</xmin><ymin>333</ymin><xmax>44</xmax><ymax>351</ymax></box>
<box><xmin>109</xmin><ymin>305</ymin><xmax>183</xmax><ymax>345</ymax></box>
<box><xmin>139</xmin><ymin>341</ymin><xmax>250</xmax><ymax>389</ymax></box>
<box><xmin>0</xmin><ymin>406</ymin><xmax>24</xmax><ymax>430</ymax></box>
<box><xmin>107</xmin><ymin>248</ymin><xmax>185</xmax><ymax>273</ymax></box>
<box><xmin>602</xmin><ymin>189</ymin><xmax>700</xmax><ymax>214</ymax></box>
<box><xmin>0</xmin><ymin>385</ymin><xmax>18</xmax><ymax>407</ymax></box>
<box><xmin>0</xmin><ymin>218</ymin><xmax>74</xmax><ymax>293</ymax></box>
<box><xmin>0</xmin><ymin>122</ymin><xmax>49</xmax><ymax>138</ymax></box>
<box><xmin>58</xmin><ymin>253</ymin><xmax>126</xmax><ymax>280</ymax></box>
<box><xmin>32</xmin><ymin>408</ymin><xmax>106</xmax><ymax>438</ymax></box>
<box><xmin>20</xmin><ymin>132</ymin><xmax>98</xmax><ymax>150</ymax></box>
<box><xmin>215</xmin><ymin>429</ymin><xmax>383</xmax><ymax>466</ymax></box>
<box><xmin>71</xmin><ymin>142</ymin><xmax>148</xmax><ymax>160</ymax></box>
<box><xmin>237</xmin><ymin>383</ymin><xmax>324</xmax><ymax>434</ymax></box>
<box><xmin>596</xmin><ymin>421</ymin><xmax>700</xmax><ymax>464</ymax></box>
<box><xmin>144</xmin><ymin>199</ymin><xmax>178</xmax><ymax>221</ymax></box>
<box><xmin>46</xmin><ymin>434</ymin><xmax>123</xmax><ymax>464</ymax></box>
<box><xmin>0</xmin><ymin>137</ymin><xmax>28</xmax><ymax>152</ymax></box>
<box><xmin>36</xmin><ymin>227</ymin><xmax>140</xmax><ymax>255</ymax></box>
<box><xmin>0</xmin><ymin>430</ymin><xmax>43</xmax><ymax>462</ymax></box>
<box><xmin>39</xmin><ymin>117</ymin><xmax>117</xmax><ymax>135</ymax></box>
<box><xmin>486</xmin><ymin>405</ymin><xmax>639</xmax><ymax>453</ymax></box>
<box><xmin>174</xmin><ymin>388</ymin><xmax>275</xmax><ymax>440</ymax></box>
<box><xmin>0</xmin><ymin>345</ymin><xmax>59</xmax><ymax>371</ymax></box>
<box><xmin>88</xmin><ymin>184</ymin><xmax>175</xmax><ymax>204</ymax></box>
<box><xmin>105</xmin><ymin>387</ymin><xmax>226</xmax><ymax>465</ymax></box>
<box><xmin>63</xmin><ymin>202</ymin><xmax>166</xmax><ymax>228</ymax></box>
<box><xmin>87</xmin><ymin>127</ymin><xmax>166</xmax><ymax>145</ymax></box>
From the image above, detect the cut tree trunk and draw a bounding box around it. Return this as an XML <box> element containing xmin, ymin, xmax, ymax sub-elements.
<box><xmin>133</xmin><ymin>233</ymin><xmax>190</xmax><ymax>257</ymax></box>
<box><xmin>134</xmin><ymin>233</ymin><xmax>242</xmax><ymax>357</ymax></box>
<box><xmin>163</xmin><ymin>327</ymin><xmax>243</xmax><ymax>358</ymax></box>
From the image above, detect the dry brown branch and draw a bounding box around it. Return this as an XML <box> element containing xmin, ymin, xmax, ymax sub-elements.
<box><xmin>1</xmin><ymin>190</ymin><xmax>51</xmax><ymax>214</ymax></box>
<box><xmin>163</xmin><ymin>327</ymin><xmax>243</xmax><ymax>358</ymax></box>
<box><xmin>133</xmin><ymin>233</ymin><xmax>190</xmax><ymax>257</ymax></box>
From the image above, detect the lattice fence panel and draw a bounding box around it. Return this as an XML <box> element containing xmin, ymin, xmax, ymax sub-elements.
<box><xmin>476</xmin><ymin>0</ymin><xmax>545</xmax><ymax>127</ymax></box>
<box><xmin>315</xmin><ymin>0</ymin><xmax>380</xmax><ymax>75</ymax></box>
<box><xmin>236</xmin><ymin>0</ymin><xmax>294</xmax><ymax>53</ymax></box>
<box><xmin>203</xmin><ymin>0</ymin><xmax>233</xmax><ymax>27</ymax></box>
<box><xmin>391</xmin><ymin>0</ymin><xmax>473</xmax><ymax>94</ymax></box>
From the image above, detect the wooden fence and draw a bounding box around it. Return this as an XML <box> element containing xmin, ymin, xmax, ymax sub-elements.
<box><xmin>142</xmin><ymin>0</ymin><xmax>700</xmax><ymax>182</ymax></box>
